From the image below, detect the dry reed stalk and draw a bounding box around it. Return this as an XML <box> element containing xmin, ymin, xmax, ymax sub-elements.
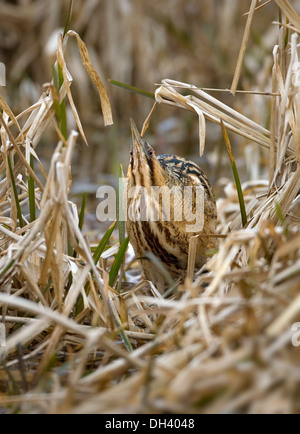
<box><xmin>230</xmin><ymin>0</ymin><xmax>258</xmax><ymax>95</ymax></box>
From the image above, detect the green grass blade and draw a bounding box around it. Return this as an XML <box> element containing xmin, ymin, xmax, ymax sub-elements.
<box><xmin>274</xmin><ymin>200</ymin><xmax>285</xmax><ymax>225</ymax></box>
<box><xmin>118</xmin><ymin>165</ymin><xmax>125</xmax><ymax>244</ymax></box>
<box><xmin>112</xmin><ymin>316</ymin><xmax>133</xmax><ymax>352</ymax></box>
<box><xmin>93</xmin><ymin>221</ymin><xmax>117</xmax><ymax>265</ymax></box>
<box><xmin>221</xmin><ymin>121</ymin><xmax>247</xmax><ymax>227</ymax></box>
<box><xmin>41</xmin><ymin>280</ymin><xmax>52</xmax><ymax>296</ymax></box>
<box><xmin>52</xmin><ymin>64</ymin><xmax>60</xmax><ymax>104</ymax></box>
<box><xmin>71</xmin><ymin>192</ymin><xmax>86</xmax><ymax>259</ymax></box>
<box><xmin>109</xmin><ymin>79</ymin><xmax>155</xmax><ymax>100</ymax></box>
<box><xmin>109</xmin><ymin>237</ymin><xmax>129</xmax><ymax>287</ymax></box>
<box><xmin>117</xmin><ymin>165</ymin><xmax>126</xmax><ymax>292</ymax></box>
<box><xmin>0</xmin><ymin>259</ymin><xmax>15</xmax><ymax>279</ymax></box>
<box><xmin>58</xmin><ymin>64</ymin><xmax>67</xmax><ymax>139</ymax></box>
<box><xmin>52</xmin><ymin>64</ymin><xmax>67</xmax><ymax>140</ymax></box>
<box><xmin>78</xmin><ymin>192</ymin><xmax>87</xmax><ymax>231</ymax></box>
<box><xmin>7</xmin><ymin>155</ymin><xmax>24</xmax><ymax>228</ymax></box>
<box><xmin>74</xmin><ymin>221</ymin><xmax>117</xmax><ymax>316</ymax></box>
<box><xmin>28</xmin><ymin>153</ymin><xmax>36</xmax><ymax>222</ymax></box>
<box><xmin>63</xmin><ymin>0</ymin><xmax>74</xmax><ymax>37</ymax></box>
<box><xmin>274</xmin><ymin>201</ymin><xmax>288</xmax><ymax>237</ymax></box>
<box><xmin>232</xmin><ymin>159</ymin><xmax>247</xmax><ymax>227</ymax></box>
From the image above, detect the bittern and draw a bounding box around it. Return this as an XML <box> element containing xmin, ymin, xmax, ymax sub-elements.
<box><xmin>126</xmin><ymin>119</ymin><xmax>217</xmax><ymax>290</ymax></box>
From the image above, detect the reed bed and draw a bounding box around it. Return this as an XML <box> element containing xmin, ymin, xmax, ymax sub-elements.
<box><xmin>0</xmin><ymin>1</ymin><xmax>300</xmax><ymax>414</ymax></box>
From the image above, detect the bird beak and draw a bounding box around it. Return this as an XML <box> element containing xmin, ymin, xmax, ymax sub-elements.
<box><xmin>130</xmin><ymin>118</ymin><xmax>142</xmax><ymax>145</ymax></box>
<box><xmin>130</xmin><ymin>118</ymin><xmax>148</xmax><ymax>156</ymax></box>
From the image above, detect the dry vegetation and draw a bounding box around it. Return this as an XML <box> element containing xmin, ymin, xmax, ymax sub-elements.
<box><xmin>0</xmin><ymin>0</ymin><xmax>300</xmax><ymax>414</ymax></box>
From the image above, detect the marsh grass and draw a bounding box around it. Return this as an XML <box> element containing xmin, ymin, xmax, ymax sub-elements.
<box><xmin>0</xmin><ymin>0</ymin><xmax>300</xmax><ymax>414</ymax></box>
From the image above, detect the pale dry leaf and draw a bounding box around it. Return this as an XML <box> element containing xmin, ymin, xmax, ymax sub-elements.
<box><xmin>57</xmin><ymin>35</ymin><xmax>88</xmax><ymax>145</ymax></box>
<box><xmin>66</xmin><ymin>30</ymin><xmax>113</xmax><ymax>127</ymax></box>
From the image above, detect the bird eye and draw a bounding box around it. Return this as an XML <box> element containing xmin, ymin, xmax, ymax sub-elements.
<box><xmin>148</xmin><ymin>150</ymin><xmax>153</xmax><ymax>157</ymax></box>
<box><xmin>130</xmin><ymin>150</ymin><xmax>133</xmax><ymax>156</ymax></box>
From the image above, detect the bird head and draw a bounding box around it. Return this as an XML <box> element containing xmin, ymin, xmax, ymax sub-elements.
<box><xmin>128</xmin><ymin>119</ymin><xmax>165</xmax><ymax>189</ymax></box>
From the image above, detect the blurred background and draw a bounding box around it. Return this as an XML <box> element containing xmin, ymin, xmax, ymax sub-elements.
<box><xmin>0</xmin><ymin>0</ymin><xmax>289</xmax><ymax>224</ymax></box>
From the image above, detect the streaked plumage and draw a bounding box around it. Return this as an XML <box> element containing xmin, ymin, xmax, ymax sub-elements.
<box><xmin>126</xmin><ymin>120</ymin><xmax>217</xmax><ymax>290</ymax></box>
